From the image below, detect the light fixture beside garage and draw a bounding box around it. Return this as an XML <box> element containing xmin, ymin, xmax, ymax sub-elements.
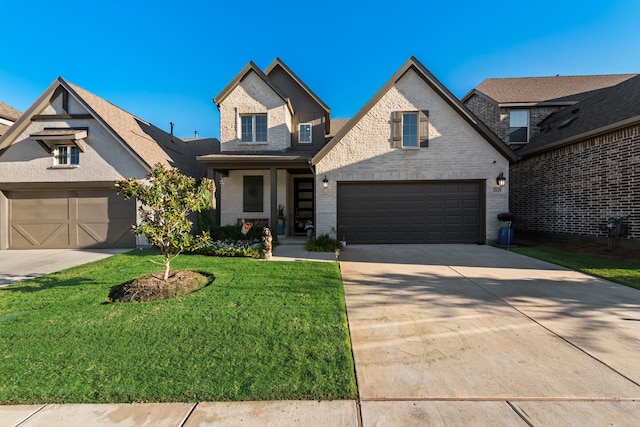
<box><xmin>496</xmin><ymin>172</ymin><xmax>507</xmax><ymax>187</ymax></box>
<box><xmin>322</xmin><ymin>175</ymin><xmax>329</xmax><ymax>189</ymax></box>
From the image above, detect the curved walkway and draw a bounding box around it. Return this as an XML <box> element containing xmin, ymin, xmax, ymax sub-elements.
<box><xmin>3</xmin><ymin>244</ymin><xmax>640</xmax><ymax>425</ymax></box>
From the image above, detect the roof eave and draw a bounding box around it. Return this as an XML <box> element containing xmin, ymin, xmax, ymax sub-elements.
<box><xmin>213</xmin><ymin>61</ymin><xmax>294</xmax><ymax>115</ymax></box>
<box><xmin>520</xmin><ymin>115</ymin><xmax>640</xmax><ymax>158</ymax></box>
<box><xmin>314</xmin><ymin>57</ymin><xmax>517</xmax><ymax>165</ymax></box>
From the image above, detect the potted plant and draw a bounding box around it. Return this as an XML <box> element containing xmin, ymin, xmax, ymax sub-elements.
<box><xmin>496</xmin><ymin>212</ymin><xmax>514</xmax><ymax>246</ymax></box>
<box><xmin>497</xmin><ymin>212</ymin><xmax>514</xmax><ymax>229</ymax></box>
<box><xmin>277</xmin><ymin>204</ymin><xmax>286</xmax><ymax>236</ymax></box>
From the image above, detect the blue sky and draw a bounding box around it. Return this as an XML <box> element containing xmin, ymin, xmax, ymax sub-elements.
<box><xmin>1</xmin><ymin>0</ymin><xmax>639</xmax><ymax>139</ymax></box>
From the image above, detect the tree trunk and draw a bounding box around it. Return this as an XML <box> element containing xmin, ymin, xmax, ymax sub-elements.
<box><xmin>163</xmin><ymin>255</ymin><xmax>170</xmax><ymax>281</ymax></box>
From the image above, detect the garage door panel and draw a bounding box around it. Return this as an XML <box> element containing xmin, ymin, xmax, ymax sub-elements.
<box><xmin>9</xmin><ymin>190</ymin><xmax>136</xmax><ymax>249</ymax></box>
<box><xmin>338</xmin><ymin>181</ymin><xmax>484</xmax><ymax>244</ymax></box>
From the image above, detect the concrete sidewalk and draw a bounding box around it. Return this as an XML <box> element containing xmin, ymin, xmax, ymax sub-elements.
<box><xmin>3</xmin><ymin>244</ymin><xmax>640</xmax><ymax>426</ymax></box>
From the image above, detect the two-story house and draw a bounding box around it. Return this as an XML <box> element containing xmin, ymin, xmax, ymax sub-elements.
<box><xmin>199</xmin><ymin>57</ymin><xmax>517</xmax><ymax>244</ymax></box>
<box><xmin>463</xmin><ymin>74</ymin><xmax>640</xmax><ymax>249</ymax></box>
<box><xmin>462</xmin><ymin>75</ymin><xmax>636</xmax><ymax>147</ymax></box>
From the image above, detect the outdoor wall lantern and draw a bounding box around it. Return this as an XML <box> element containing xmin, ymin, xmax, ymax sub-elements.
<box><xmin>496</xmin><ymin>172</ymin><xmax>507</xmax><ymax>187</ymax></box>
<box><xmin>322</xmin><ymin>175</ymin><xmax>329</xmax><ymax>189</ymax></box>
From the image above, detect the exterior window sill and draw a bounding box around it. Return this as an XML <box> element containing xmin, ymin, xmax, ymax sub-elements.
<box><xmin>401</xmin><ymin>146</ymin><xmax>420</xmax><ymax>150</ymax></box>
<box><xmin>240</xmin><ymin>141</ymin><xmax>269</xmax><ymax>145</ymax></box>
<box><xmin>50</xmin><ymin>165</ymin><xmax>80</xmax><ymax>169</ymax></box>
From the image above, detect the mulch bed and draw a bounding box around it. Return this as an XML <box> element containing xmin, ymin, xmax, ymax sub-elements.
<box><xmin>107</xmin><ymin>270</ymin><xmax>210</xmax><ymax>302</ymax></box>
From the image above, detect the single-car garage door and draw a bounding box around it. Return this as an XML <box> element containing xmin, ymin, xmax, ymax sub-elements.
<box><xmin>9</xmin><ymin>190</ymin><xmax>136</xmax><ymax>249</ymax></box>
<box><xmin>337</xmin><ymin>181</ymin><xmax>484</xmax><ymax>244</ymax></box>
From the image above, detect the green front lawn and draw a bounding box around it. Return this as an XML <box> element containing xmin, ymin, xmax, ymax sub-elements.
<box><xmin>0</xmin><ymin>251</ymin><xmax>357</xmax><ymax>404</ymax></box>
<box><xmin>511</xmin><ymin>246</ymin><xmax>640</xmax><ymax>290</ymax></box>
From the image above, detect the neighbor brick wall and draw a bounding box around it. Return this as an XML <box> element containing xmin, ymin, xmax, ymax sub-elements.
<box><xmin>510</xmin><ymin>124</ymin><xmax>640</xmax><ymax>245</ymax></box>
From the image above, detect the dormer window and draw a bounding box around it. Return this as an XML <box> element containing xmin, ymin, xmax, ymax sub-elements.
<box><xmin>299</xmin><ymin>123</ymin><xmax>312</xmax><ymax>144</ymax></box>
<box><xmin>241</xmin><ymin>114</ymin><xmax>267</xmax><ymax>143</ymax></box>
<box><xmin>55</xmin><ymin>145</ymin><xmax>80</xmax><ymax>166</ymax></box>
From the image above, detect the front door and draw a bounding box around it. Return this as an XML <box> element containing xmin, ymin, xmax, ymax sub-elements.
<box><xmin>293</xmin><ymin>178</ymin><xmax>314</xmax><ymax>235</ymax></box>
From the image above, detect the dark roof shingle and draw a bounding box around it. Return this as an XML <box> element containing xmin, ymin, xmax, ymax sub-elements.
<box><xmin>473</xmin><ymin>74</ymin><xmax>637</xmax><ymax>104</ymax></box>
<box><xmin>520</xmin><ymin>75</ymin><xmax>640</xmax><ymax>155</ymax></box>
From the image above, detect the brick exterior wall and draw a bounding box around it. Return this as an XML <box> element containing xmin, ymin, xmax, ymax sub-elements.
<box><xmin>315</xmin><ymin>69</ymin><xmax>511</xmax><ymax>242</ymax></box>
<box><xmin>464</xmin><ymin>94</ymin><xmax>565</xmax><ymax>145</ymax></box>
<box><xmin>510</xmin><ymin>124</ymin><xmax>640</xmax><ymax>246</ymax></box>
<box><xmin>218</xmin><ymin>72</ymin><xmax>292</xmax><ymax>152</ymax></box>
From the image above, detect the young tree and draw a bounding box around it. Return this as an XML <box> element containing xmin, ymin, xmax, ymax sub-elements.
<box><xmin>116</xmin><ymin>163</ymin><xmax>214</xmax><ymax>280</ymax></box>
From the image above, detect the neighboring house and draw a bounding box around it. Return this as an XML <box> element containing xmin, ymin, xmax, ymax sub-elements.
<box><xmin>0</xmin><ymin>77</ymin><xmax>210</xmax><ymax>250</ymax></box>
<box><xmin>508</xmin><ymin>75</ymin><xmax>640</xmax><ymax>248</ymax></box>
<box><xmin>0</xmin><ymin>101</ymin><xmax>21</xmax><ymax>136</ymax></box>
<box><xmin>462</xmin><ymin>74</ymin><xmax>637</xmax><ymax>147</ymax></box>
<box><xmin>198</xmin><ymin>57</ymin><xmax>517</xmax><ymax>244</ymax></box>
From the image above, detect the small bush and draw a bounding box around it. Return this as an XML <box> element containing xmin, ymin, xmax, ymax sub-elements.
<box><xmin>197</xmin><ymin>240</ymin><xmax>262</xmax><ymax>258</ymax></box>
<box><xmin>211</xmin><ymin>224</ymin><xmax>264</xmax><ymax>241</ymax></box>
<box><xmin>305</xmin><ymin>234</ymin><xmax>343</xmax><ymax>252</ymax></box>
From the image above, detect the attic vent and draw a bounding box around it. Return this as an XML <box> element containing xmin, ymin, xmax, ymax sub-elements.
<box><xmin>558</xmin><ymin>117</ymin><xmax>577</xmax><ymax>129</ymax></box>
<box><xmin>571</xmin><ymin>108</ymin><xmax>580</xmax><ymax>114</ymax></box>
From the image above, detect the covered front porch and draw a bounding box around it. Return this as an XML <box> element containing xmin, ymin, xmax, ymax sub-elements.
<box><xmin>196</xmin><ymin>153</ymin><xmax>317</xmax><ymax>237</ymax></box>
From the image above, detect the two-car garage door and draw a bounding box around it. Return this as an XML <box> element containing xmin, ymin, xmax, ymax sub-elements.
<box><xmin>8</xmin><ymin>190</ymin><xmax>136</xmax><ymax>249</ymax></box>
<box><xmin>337</xmin><ymin>181</ymin><xmax>484</xmax><ymax>244</ymax></box>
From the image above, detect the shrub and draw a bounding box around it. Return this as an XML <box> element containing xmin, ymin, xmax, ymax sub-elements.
<box><xmin>305</xmin><ymin>234</ymin><xmax>343</xmax><ymax>252</ymax></box>
<box><xmin>211</xmin><ymin>224</ymin><xmax>264</xmax><ymax>242</ymax></box>
<box><xmin>497</xmin><ymin>212</ymin><xmax>515</xmax><ymax>221</ymax></box>
<box><xmin>197</xmin><ymin>240</ymin><xmax>262</xmax><ymax>258</ymax></box>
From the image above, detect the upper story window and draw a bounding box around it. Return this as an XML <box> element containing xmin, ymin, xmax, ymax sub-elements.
<box><xmin>402</xmin><ymin>113</ymin><xmax>418</xmax><ymax>147</ymax></box>
<box><xmin>241</xmin><ymin>114</ymin><xmax>267</xmax><ymax>143</ymax></box>
<box><xmin>509</xmin><ymin>110</ymin><xmax>529</xmax><ymax>144</ymax></box>
<box><xmin>54</xmin><ymin>145</ymin><xmax>80</xmax><ymax>166</ymax></box>
<box><xmin>392</xmin><ymin>110</ymin><xmax>429</xmax><ymax>149</ymax></box>
<box><xmin>299</xmin><ymin>123</ymin><xmax>312</xmax><ymax>144</ymax></box>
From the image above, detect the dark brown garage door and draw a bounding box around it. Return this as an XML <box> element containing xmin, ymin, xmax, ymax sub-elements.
<box><xmin>337</xmin><ymin>181</ymin><xmax>484</xmax><ymax>244</ymax></box>
<box><xmin>9</xmin><ymin>190</ymin><xmax>136</xmax><ymax>249</ymax></box>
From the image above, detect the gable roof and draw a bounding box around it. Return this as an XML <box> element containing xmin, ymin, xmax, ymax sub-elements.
<box><xmin>518</xmin><ymin>74</ymin><xmax>640</xmax><ymax>157</ymax></box>
<box><xmin>0</xmin><ymin>100</ymin><xmax>21</xmax><ymax>136</ymax></box>
<box><xmin>463</xmin><ymin>74</ymin><xmax>637</xmax><ymax>105</ymax></box>
<box><xmin>265</xmin><ymin>58</ymin><xmax>330</xmax><ymax>113</ymax></box>
<box><xmin>313</xmin><ymin>56</ymin><xmax>517</xmax><ymax>164</ymax></box>
<box><xmin>265</xmin><ymin>58</ymin><xmax>331</xmax><ymax>134</ymax></box>
<box><xmin>0</xmin><ymin>77</ymin><xmax>205</xmax><ymax>177</ymax></box>
<box><xmin>0</xmin><ymin>100</ymin><xmax>21</xmax><ymax>122</ymax></box>
<box><xmin>213</xmin><ymin>61</ymin><xmax>294</xmax><ymax>115</ymax></box>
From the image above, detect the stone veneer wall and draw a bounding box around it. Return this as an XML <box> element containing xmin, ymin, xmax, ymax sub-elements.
<box><xmin>510</xmin><ymin>124</ymin><xmax>640</xmax><ymax>246</ymax></box>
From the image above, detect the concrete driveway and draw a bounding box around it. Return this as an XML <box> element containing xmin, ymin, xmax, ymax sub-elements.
<box><xmin>0</xmin><ymin>249</ymin><xmax>130</xmax><ymax>286</ymax></box>
<box><xmin>340</xmin><ymin>244</ymin><xmax>640</xmax><ymax>426</ymax></box>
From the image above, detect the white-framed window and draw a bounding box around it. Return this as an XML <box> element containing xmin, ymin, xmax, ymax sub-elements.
<box><xmin>54</xmin><ymin>145</ymin><xmax>80</xmax><ymax>166</ymax></box>
<box><xmin>299</xmin><ymin>123</ymin><xmax>312</xmax><ymax>143</ymax></box>
<box><xmin>509</xmin><ymin>109</ymin><xmax>529</xmax><ymax>143</ymax></box>
<box><xmin>241</xmin><ymin>114</ymin><xmax>267</xmax><ymax>143</ymax></box>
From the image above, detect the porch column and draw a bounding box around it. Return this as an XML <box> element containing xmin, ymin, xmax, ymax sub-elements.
<box><xmin>211</xmin><ymin>167</ymin><xmax>221</xmax><ymax>227</ymax></box>
<box><xmin>270</xmin><ymin>167</ymin><xmax>278</xmax><ymax>234</ymax></box>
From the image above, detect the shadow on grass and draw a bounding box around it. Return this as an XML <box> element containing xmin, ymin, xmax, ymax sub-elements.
<box><xmin>0</xmin><ymin>275</ymin><xmax>100</xmax><ymax>294</ymax></box>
